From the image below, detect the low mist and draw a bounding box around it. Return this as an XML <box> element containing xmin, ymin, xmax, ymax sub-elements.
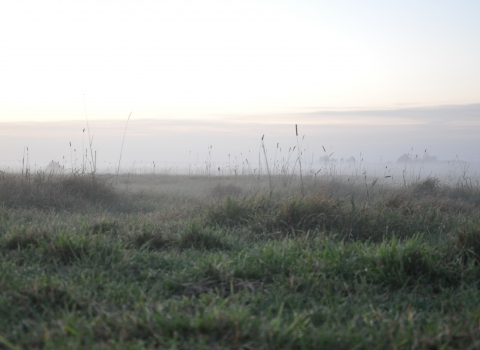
<box><xmin>1</xmin><ymin>104</ymin><xmax>479</xmax><ymax>181</ymax></box>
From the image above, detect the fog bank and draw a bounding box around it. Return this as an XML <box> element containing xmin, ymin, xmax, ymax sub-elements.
<box><xmin>1</xmin><ymin>104</ymin><xmax>479</xmax><ymax>176</ymax></box>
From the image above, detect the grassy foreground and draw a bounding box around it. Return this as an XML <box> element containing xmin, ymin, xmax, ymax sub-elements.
<box><xmin>1</xmin><ymin>172</ymin><xmax>480</xmax><ymax>349</ymax></box>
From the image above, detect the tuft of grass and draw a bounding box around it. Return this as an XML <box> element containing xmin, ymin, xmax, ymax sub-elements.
<box><xmin>4</xmin><ymin>281</ymin><xmax>86</xmax><ymax>316</ymax></box>
<box><xmin>209</xmin><ymin>182</ymin><xmax>243</xmax><ymax>197</ymax></box>
<box><xmin>456</xmin><ymin>225</ymin><xmax>480</xmax><ymax>261</ymax></box>
<box><xmin>1</xmin><ymin>227</ymin><xmax>49</xmax><ymax>251</ymax></box>
<box><xmin>90</xmin><ymin>219</ymin><xmax>120</xmax><ymax>235</ymax></box>
<box><xmin>127</xmin><ymin>223</ymin><xmax>167</xmax><ymax>250</ymax></box>
<box><xmin>366</xmin><ymin>235</ymin><xmax>437</xmax><ymax>288</ymax></box>
<box><xmin>206</xmin><ymin>190</ymin><xmax>462</xmax><ymax>241</ymax></box>
<box><xmin>273</xmin><ymin>193</ymin><xmax>339</xmax><ymax>231</ymax></box>
<box><xmin>412</xmin><ymin>176</ymin><xmax>440</xmax><ymax>196</ymax></box>
<box><xmin>179</xmin><ymin>221</ymin><xmax>229</xmax><ymax>250</ymax></box>
<box><xmin>0</xmin><ymin>172</ymin><xmax>119</xmax><ymax>211</ymax></box>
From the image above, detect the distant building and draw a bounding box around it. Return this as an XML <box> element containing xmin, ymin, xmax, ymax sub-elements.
<box><xmin>46</xmin><ymin>161</ymin><xmax>64</xmax><ymax>174</ymax></box>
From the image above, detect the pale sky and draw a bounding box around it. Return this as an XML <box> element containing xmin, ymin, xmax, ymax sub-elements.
<box><xmin>1</xmin><ymin>1</ymin><xmax>480</xmax><ymax>170</ymax></box>
<box><xmin>1</xmin><ymin>0</ymin><xmax>479</xmax><ymax>122</ymax></box>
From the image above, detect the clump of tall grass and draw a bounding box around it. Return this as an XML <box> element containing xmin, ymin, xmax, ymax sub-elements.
<box><xmin>0</xmin><ymin>171</ymin><xmax>118</xmax><ymax>211</ymax></box>
<box><xmin>0</xmin><ymin>227</ymin><xmax>50</xmax><ymax>251</ymax></box>
<box><xmin>209</xmin><ymin>182</ymin><xmax>243</xmax><ymax>197</ymax></box>
<box><xmin>455</xmin><ymin>226</ymin><xmax>480</xmax><ymax>262</ymax></box>
<box><xmin>411</xmin><ymin>176</ymin><xmax>440</xmax><ymax>196</ymax></box>
<box><xmin>127</xmin><ymin>229</ymin><xmax>167</xmax><ymax>250</ymax></box>
<box><xmin>205</xmin><ymin>192</ymin><xmax>341</xmax><ymax>235</ymax></box>
<box><xmin>179</xmin><ymin>221</ymin><xmax>229</xmax><ymax>250</ymax></box>
<box><xmin>205</xmin><ymin>179</ymin><xmax>480</xmax><ymax>241</ymax></box>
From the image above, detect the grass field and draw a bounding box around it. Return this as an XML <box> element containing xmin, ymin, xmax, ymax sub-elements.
<box><xmin>1</xmin><ymin>170</ymin><xmax>480</xmax><ymax>349</ymax></box>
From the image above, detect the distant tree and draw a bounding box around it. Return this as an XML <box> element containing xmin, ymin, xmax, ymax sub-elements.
<box><xmin>423</xmin><ymin>153</ymin><xmax>438</xmax><ymax>163</ymax></box>
<box><xmin>397</xmin><ymin>154</ymin><xmax>413</xmax><ymax>163</ymax></box>
<box><xmin>320</xmin><ymin>155</ymin><xmax>330</xmax><ymax>163</ymax></box>
<box><xmin>321</xmin><ymin>155</ymin><xmax>338</xmax><ymax>163</ymax></box>
<box><xmin>345</xmin><ymin>156</ymin><xmax>356</xmax><ymax>163</ymax></box>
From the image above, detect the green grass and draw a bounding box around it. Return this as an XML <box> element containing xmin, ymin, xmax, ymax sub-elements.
<box><xmin>1</xmin><ymin>172</ymin><xmax>480</xmax><ymax>349</ymax></box>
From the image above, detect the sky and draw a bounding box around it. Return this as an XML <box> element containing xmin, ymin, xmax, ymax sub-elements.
<box><xmin>1</xmin><ymin>1</ymin><xmax>480</xmax><ymax>169</ymax></box>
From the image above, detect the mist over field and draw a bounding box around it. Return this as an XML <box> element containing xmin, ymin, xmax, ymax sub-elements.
<box><xmin>2</xmin><ymin>104</ymin><xmax>479</xmax><ymax>178</ymax></box>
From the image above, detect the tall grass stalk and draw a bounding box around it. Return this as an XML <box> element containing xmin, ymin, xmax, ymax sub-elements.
<box><xmin>82</xmin><ymin>128</ymin><xmax>85</xmax><ymax>174</ymax></box>
<box><xmin>261</xmin><ymin>135</ymin><xmax>272</xmax><ymax>190</ymax></box>
<box><xmin>69</xmin><ymin>142</ymin><xmax>73</xmax><ymax>174</ymax></box>
<box><xmin>83</xmin><ymin>95</ymin><xmax>96</xmax><ymax>173</ymax></box>
<box><xmin>116</xmin><ymin>112</ymin><xmax>132</xmax><ymax>184</ymax></box>
<box><xmin>273</xmin><ymin>143</ymin><xmax>279</xmax><ymax>175</ymax></box>
<box><xmin>22</xmin><ymin>147</ymin><xmax>25</xmax><ymax>178</ymax></box>
<box><xmin>296</xmin><ymin>124</ymin><xmax>304</xmax><ymax>195</ymax></box>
